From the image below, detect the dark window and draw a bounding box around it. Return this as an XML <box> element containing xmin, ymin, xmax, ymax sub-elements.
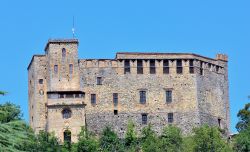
<box><xmin>69</xmin><ymin>64</ymin><xmax>73</xmax><ymax>74</ymax></box>
<box><xmin>137</xmin><ymin>60</ymin><xmax>143</xmax><ymax>74</ymax></box>
<box><xmin>124</xmin><ymin>60</ymin><xmax>130</xmax><ymax>74</ymax></box>
<box><xmin>62</xmin><ymin>108</ymin><xmax>72</xmax><ymax>119</ymax></box>
<box><xmin>62</xmin><ymin>48</ymin><xmax>66</xmax><ymax>58</ymax></box>
<box><xmin>163</xmin><ymin>60</ymin><xmax>169</xmax><ymax>74</ymax></box>
<box><xmin>91</xmin><ymin>94</ymin><xmax>96</xmax><ymax>105</ymax></box>
<box><xmin>65</xmin><ymin>94</ymin><xmax>74</xmax><ymax>98</ymax></box>
<box><xmin>176</xmin><ymin>60</ymin><xmax>183</xmax><ymax>74</ymax></box>
<box><xmin>54</xmin><ymin>65</ymin><xmax>58</xmax><ymax>74</ymax></box>
<box><xmin>142</xmin><ymin>114</ymin><xmax>148</xmax><ymax>124</ymax></box>
<box><xmin>64</xmin><ymin>130</ymin><xmax>71</xmax><ymax>143</ymax></box>
<box><xmin>97</xmin><ymin>77</ymin><xmax>102</xmax><ymax>85</ymax></box>
<box><xmin>59</xmin><ymin>94</ymin><xmax>65</xmax><ymax>98</ymax></box>
<box><xmin>166</xmin><ymin>90</ymin><xmax>172</xmax><ymax>103</ymax></box>
<box><xmin>168</xmin><ymin>113</ymin><xmax>174</xmax><ymax>123</ymax></box>
<box><xmin>139</xmin><ymin>91</ymin><xmax>146</xmax><ymax>104</ymax></box>
<box><xmin>218</xmin><ymin>118</ymin><xmax>221</xmax><ymax>128</ymax></box>
<box><xmin>113</xmin><ymin>93</ymin><xmax>118</xmax><ymax>106</ymax></box>
<box><xmin>189</xmin><ymin>60</ymin><xmax>194</xmax><ymax>74</ymax></box>
<box><xmin>216</xmin><ymin>66</ymin><xmax>219</xmax><ymax>73</ymax></box>
<box><xmin>150</xmin><ymin>60</ymin><xmax>156</xmax><ymax>74</ymax></box>
<box><xmin>39</xmin><ymin>79</ymin><xmax>43</xmax><ymax>84</ymax></box>
<box><xmin>200</xmin><ymin>62</ymin><xmax>203</xmax><ymax>75</ymax></box>
<box><xmin>114</xmin><ymin>110</ymin><xmax>118</xmax><ymax>115</ymax></box>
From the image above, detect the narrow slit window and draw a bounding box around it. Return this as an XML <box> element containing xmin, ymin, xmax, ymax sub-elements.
<box><xmin>97</xmin><ymin>77</ymin><xmax>102</xmax><ymax>85</ymax></box>
<box><xmin>124</xmin><ymin>60</ymin><xmax>130</xmax><ymax>74</ymax></box>
<box><xmin>168</xmin><ymin>113</ymin><xmax>174</xmax><ymax>123</ymax></box>
<box><xmin>54</xmin><ymin>65</ymin><xmax>58</xmax><ymax>74</ymax></box>
<box><xmin>163</xmin><ymin>60</ymin><xmax>169</xmax><ymax>74</ymax></box>
<box><xmin>142</xmin><ymin>114</ymin><xmax>148</xmax><ymax>124</ymax></box>
<box><xmin>189</xmin><ymin>60</ymin><xmax>194</xmax><ymax>74</ymax></box>
<box><xmin>62</xmin><ymin>48</ymin><xmax>66</xmax><ymax>58</ymax></box>
<box><xmin>200</xmin><ymin>62</ymin><xmax>203</xmax><ymax>75</ymax></box>
<box><xmin>113</xmin><ymin>93</ymin><xmax>118</xmax><ymax>106</ymax></box>
<box><xmin>176</xmin><ymin>60</ymin><xmax>183</xmax><ymax>74</ymax></box>
<box><xmin>166</xmin><ymin>90</ymin><xmax>172</xmax><ymax>103</ymax></box>
<box><xmin>137</xmin><ymin>60</ymin><xmax>143</xmax><ymax>74</ymax></box>
<box><xmin>150</xmin><ymin>60</ymin><xmax>156</xmax><ymax>74</ymax></box>
<box><xmin>69</xmin><ymin>64</ymin><xmax>73</xmax><ymax>74</ymax></box>
<box><xmin>91</xmin><ymin>94</ymin><xmax>96</xmax><ymax>105</ymax></box>
<box><xmin>139</xmin><ymin>91</ymin><xmax>146</xmax><ymax>104</ymax></box>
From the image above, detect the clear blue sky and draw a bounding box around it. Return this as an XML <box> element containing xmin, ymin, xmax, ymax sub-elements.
<box><xmin>0</xmin><ymin>0</ymin><xmax>249</xmax><ymax>133</ymax></box>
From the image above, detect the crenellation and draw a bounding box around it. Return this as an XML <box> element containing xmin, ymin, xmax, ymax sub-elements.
<box><xmin>28</xmin><ymin>39</ymin><xmax>230</xmax><ymax>143</ymax></box>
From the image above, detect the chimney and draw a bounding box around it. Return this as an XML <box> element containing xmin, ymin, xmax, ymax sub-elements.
<box><xmin>216</xmin><ymin>54</ymin><xmax>228</xmax><ymax>62</ymax></box>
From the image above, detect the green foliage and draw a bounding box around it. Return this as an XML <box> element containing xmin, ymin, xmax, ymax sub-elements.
<box><xmin>233</xmin><ymin>125</ymin><xmax>250</xmax><ymax>152</ymax></box>
<box><xmin>76</xmin><ymin>127</ymin><xmax>99</xmax><ymax>152</ymax></box>
<box><xmin>125</xmin><ymin>120</ymin><xmax>137</xmax><ymax>147</ymax></box>
<box><xmin>160</xmin><ymin>125</ymin><xmax>183</xmax><ymax>152</ymax></box>
<box><xmin>141</xmin><ymin>124</ymin><xmax>161</xmax><ymax>152</ymax></box>
<box><xmin>99</xmin><ymin>126</ymin><xmax>120</xmax><ymax>152</ymax></box>
<box><xmin>0</xmin><ymin>91</ymin><xmax>7</xmax><ymax>95</ymax></box>
<box><xmin>236</xmin><ymin>103</ymin><xmax>250</xmax><ymax>132</ymax></box>
<box><xmin>192</xmin><ymin>125</ymin><xmax>232</xmax><ymax>152</ymax></box>
<box><xmin>0</xmin><ymin>102</ymin><xmax>22</xmax><ymax>123</ymax></box>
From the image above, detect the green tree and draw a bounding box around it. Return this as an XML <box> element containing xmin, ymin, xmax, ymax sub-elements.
<box><xmin>125</xmin><ymin>120</ymin><xmax>137</xmax><ymax>146</ymax></box>
<box><xmin>192</xmin><ymin>125</ymin><xmax>232</xmax><ymax>152</ymax></box>
<box><xmin>160</xmin><ymin>125</ymin><xmax>183</xmax><ymax>152</ymax></box>
<box><xmin>76</xmin><ymin>126</ymin><xmax>99</xmax><ymax>152</ymax></box>
<box><xmin>99</xmin><ymin>126</ymin><xmax>120</xmax><ymax>152</ymax></box>
<box><xmin>0</xmin><ymin>91</ymin><xmax>7</xmax><ymax>95</ymax></box>
<box><xmin>236</xmin><ymin>103</ymin><xmax>250</xmax><ymax>132</ymax></box>
<box><xmin>141</xmin><ymin>124</ymin><xmax>161</xmax><ymax>152</ymax></box>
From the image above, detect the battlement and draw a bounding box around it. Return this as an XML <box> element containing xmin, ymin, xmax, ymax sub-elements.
<box><xmin>216</xmin><ymin>54</ymin><xmax>228</xmax><ymax>62</ymax></box>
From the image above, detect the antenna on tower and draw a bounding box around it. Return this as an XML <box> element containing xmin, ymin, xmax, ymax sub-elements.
<box><xmin>72</xmin><ymin>16</ymin><xmax>75</xmax><ymax>38</ymax></box>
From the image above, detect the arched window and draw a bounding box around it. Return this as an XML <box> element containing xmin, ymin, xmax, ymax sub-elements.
<box><xmin>62</xmin><ymin>108</ymin><xmax>72</xmax><ymax>119</ymax></box>
<box><xmin>64</xmin><ymin>130</ymin><xmax>71</xmax><ymax>143</ymax></box>
<box><xmin>62</xmin><ymin>48</ymin><xmax>66</xmax><ymax>58</ymax></box>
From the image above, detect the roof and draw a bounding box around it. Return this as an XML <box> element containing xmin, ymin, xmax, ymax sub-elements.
<box><xmin>44</xmin><ymin>39</ymin><xmax>79</xmax><ymax>51</ymax></box>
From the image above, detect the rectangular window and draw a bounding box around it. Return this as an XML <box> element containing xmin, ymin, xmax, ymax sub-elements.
<box><xmin>91</xmin><ymin>94</ymin><xmax>96</xmax><ymax>105</ymax></box>
<box><xmin>142</xmin><ymin>114</ymin><xmax>148</xmax><ymax>124</ymax></box>
<box><xmin>176</xmin><ymin>60</ymin><xmax>183</xmax><ymax>74</ymax></box>
<box><xmin>69</xmin><ymin>64</ymin><xmax>73</xmax><ymax>74</ymax></box>
<box><xmin>124</xmin><ymin>60</ymin><xmax>130</xmax><ymax>74</ymax></box>
<box><xmin>168</xmin><ymin>113</ymin><xmax>174</xmax><ymax>123</ymax></box>
<box><xmin>65</xmin><ymin>94</ymin><xmax>74</xmax><ymax>98</ymax></box>
<box><xmin>189</xmin><ymin>60</ymin><xmax>194</xmax><ymax>74</ymax></box>
<box><xmin>200</xmin><ymin>62</ymin><xmax>203</xmax><ymax>75</ymax></box>
<box><xmin>59</xmin><ymin>94</ymin><xmax>65</xmax><ymax>98</ymax></box>
<box><xmin>150</xmin><ymin>60</ymin><xmax>156</xmax><ymax>74</ymax></box>
<box><xmin>166</xmin><ymin>90</ymin><xmax>172</xmax><ymax>103</ymax></box>
<box><xmin>114</xmin><ymin>110</ymin><xmax>118</xmax><ymax>115</ymax></box>
<box><xmin>139</xmin><ymin>91</ymin><xmax>146</xmax><ymax>104</ymax></box>
<box><xmin>97</xmin><ymin>77</ymin><xmax>102</xmax><ymax>85</ymax></box>
<box><xmin>54</xmin><ymin>65</ymin><xmax>58</xmax><ymax>74</ymax></box>
<box><xmin>39</xmin><ymin>79</ymin><xmax>43</xmax><ymax>84</ymax></box>
<box><xmin>113</xmin><ymin>93</ymin><xmax>118</xmax><ymax>106</ymax></box>
<box><xmin>163</xmin><ymin>60</ymin><xmax>169</xmax><ymax>74</ymax></box>
<box><xmin>137</xmin><ymin>60</ymin><xmax>143</xmax><ymax>74</ymax></box>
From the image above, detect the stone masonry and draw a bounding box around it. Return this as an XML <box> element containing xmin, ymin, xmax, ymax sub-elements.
<box><xmin>28</xmin><ymin>39</ymin><xmax>230</xmax><ymax>143</ymax></box>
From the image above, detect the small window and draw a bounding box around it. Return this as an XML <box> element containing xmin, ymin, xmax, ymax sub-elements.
<box><xmin>62</xmin><ymin>108</ymin><xmax>72</xmax><ymax>119</ymax></box>
<box><xmin>64</xmin><ymin>130</ymin><xmax>71</xmax><ymax>143</ymax></box>
<box><xmin>200</xmin><ymin>62</ymin><xmax>203</xmax><ymax>75</ymax></box>
<box><xmin>39</xmin><ymin>79</ymin><xmax>43</xmax><ymax>84</ymax></box>
<box><xmin>54</xmin><ymin>65</ymin><xmax>58</xmax><ymax>74</ymax></box>
<box><xmin>139</xmin><ymin>91</ymin><xmax>146</xmax><ymax>104</ymax></box>
<box><xmin>113</xmin><ymin>93</ymin><xmax>118</xmax><ymax>106</ymax></box>
<box><xmin>69</xmin><ymin>64</ymin><xmax>73</xmax><ymax>74</ymax></box>
<box><xmin>142</xmin><ymin>114</ymin><xmax>148</xmax><ymax>124</ymax></box>
<box><xmin>163</xmin><ymin>60</ymin><xmax>169</xmax><ymax>74</ymax></box>
<box><xmin>168</xmin><ymin>113</ymin><xmax>174</xmax><ymax>123</ymax></box>
<box><xmin>114</xmin><ymin>110</ymin><xmax>118</xmax><ymax>115</ymax></box>
<box><xmin>65</xmin><ymin>94</ymin><xmax>74</xmax><ymax>98</ymax></box>
<box><xmin>39</xmin><ymin>89</ymin><xmax>44</xmax><ymax>95</ymax></box>
<box><xmin>91</xmin><ymin>94</ymin><xmax>96</xmax><ymax>105</ymax></box>
<box><xmin>62</xmin><ymin>48</ymin><xmax>66</xmax><ymax>58</ymax></box>
<box><xmin>176</xmin><ymin>60</ymin><xmax>183</xmax><ymax>74</ymax></box>
<box><xmin>59</xmin><ymin>94</ymin><xmax>65</xmax><ymax>98</ymax></box>
<box><xmin>216</xmin><ymin>66</ymin><xmax>219</xmax><ymax>73</ymax></box>
<box><xmin>166</xmin><ymin>90</ymin><xmax>172</xmax><ymax>103</ymax></box>
<box><xmin>218</xmin><ymin>118</ymin><xmax>221</xmax><ymax>128</ymax></box>
<box><xmin>150</xmin><ymin>60</ymin><xmax>156</xmax><ymax>74</ymax></box>
<box><xmin>124</xmin><ymin>60</ymin><xmax>130</xmax><ymax>74</ymax></box>
<box><xmin>97</xmin><ymin>77</ymin><xmax>102</xmax><ymax>85</ymax></box>
<box><xmin>137</xmin><ymin>60</ymin><xmax>143</xmax><ymax>74</ymax></box>
<box><xmin>189</xmin><ymin>60</ymin><xmax>194</xmax><ymax>74</ymax></box>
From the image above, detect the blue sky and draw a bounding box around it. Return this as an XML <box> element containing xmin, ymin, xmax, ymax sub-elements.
<box><xmin>0</xmin><ymin>0</ymin><xmax>249</xmax><ymax>133</ymax></box>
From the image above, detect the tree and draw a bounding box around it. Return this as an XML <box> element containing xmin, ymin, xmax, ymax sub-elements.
<box><xmin>192</xmin><ymin>125</ymin><xmax>232</xmax><ymax>152</ymax></box>
<box><xmin>76</xmin><ymin>127</ymin><xmax>99</xmax><ymax>152</ymax></box>
<box><xmin>0</xmin><ymin>91</ymin><xmax>7</xmax><ymax>96</ymax></box>
<box><xmin>141</xmin><ymin>124</ymin><xmax>161</xmax><ymax>152</ymax></box>
<box><xmin>125</xmin><ymin>120</ymin><xmax>137</xmax><ymax>146</ymax></box>
<box><xmin>160</xmin><ymin>125</ymin><xmax>183</xmax><ymax>152</ymax></box>
<box><xmin>233</xmin><ymin>125</ymin><xmax>250</xmax><ymax>152</ymax></box>
<box><xmin>0</xmin><ymin>102</ymin><xmax>22</xmax><ymax>123</ymax></box>
<box><xmin>99</xmin><ymin>126</ymin><xmax>120</xmax><ymax>152</ymax></box>
<box><xmin>236</xmin><ymin>103</ymin><xmax>250</xmax><ymax>132</ymax></box>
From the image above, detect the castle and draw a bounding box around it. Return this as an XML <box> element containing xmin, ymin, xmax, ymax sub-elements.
<box><xmin>28</xmin><ymin>39</ymin><xmax>230</xmax><ymax>143</ymax></box>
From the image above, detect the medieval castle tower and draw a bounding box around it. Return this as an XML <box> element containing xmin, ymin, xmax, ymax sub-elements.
<box><xmin>28</xmin><ymin>39</ymin><xmax>230</xmax><ymax>143</ymax></box>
